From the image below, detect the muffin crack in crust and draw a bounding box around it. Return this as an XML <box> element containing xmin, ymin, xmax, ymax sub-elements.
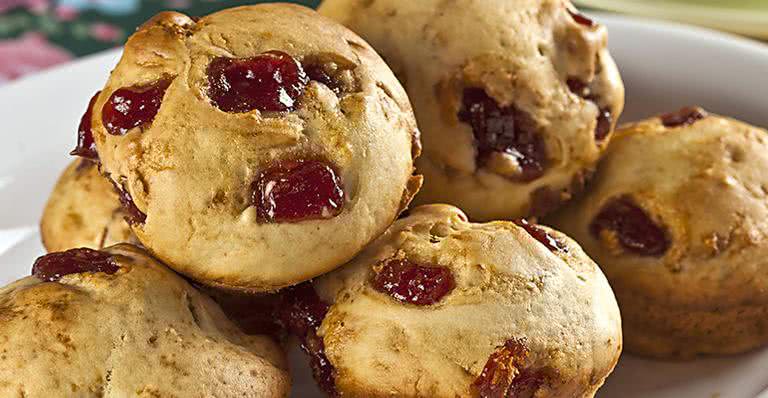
<box><xmin>90</xmin><ymin>4</ymin><xmax>421</xmax><ymax>291</ymax></box>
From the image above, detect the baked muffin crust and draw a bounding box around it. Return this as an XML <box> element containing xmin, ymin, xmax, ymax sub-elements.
<box><xmin>290</xmin><ymin>205</ymin><xmax>622</xmax><ymax>397</ymax></box>
<box><xmin>0</xmin><ymin>244</ymin><xmax>290</xmax><ymax>397</ymax></box>
<box><xmin>91</xmin><ymin>5</ymin><xmax>421</xmax><ymax>291</ymax></box>
<box><xmin>550</xmin><ymin>108</ymin><xmax>768</xmax><ymax>358</ymax></box>
<box><xmin>320</xmin><ymin>0</ymin><xmax>624</xmax><ymax>220</ymax></box>
<box><xmin>41</xmin><ymin>159</ymin><xmax>136</xmax><ymax>252</ymax></box>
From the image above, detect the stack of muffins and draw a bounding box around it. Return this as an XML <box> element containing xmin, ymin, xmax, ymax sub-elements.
<box><xmin>2</xmin><ymin>1</ymin><xmax>767</xmax><ymax>397</ymax></box>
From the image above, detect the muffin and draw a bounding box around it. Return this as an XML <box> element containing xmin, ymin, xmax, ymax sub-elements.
<box><xmin>549</xmin><ymin>107</ymin><xmax>768</xmax><ymax>358</ymax></box>
<box><xmin>320</xmin><ymin>0</ymin><xmax>624</xmax><ymax>220</ymax></box>
<box><xmin>282</xmin><ymin>205</ymin><xmax>621</xmax><ymax>397</ymax></box>
<box><xmin>0</xmin><ymin>244</ymin><xmax>290</xmax><ymax>397</ymax></box>
<box><xmin>88</xmin><ymin>4</ymin><xmax>421</xmax><ymax>291</ymax></box>
<box><xmin>40</xmin><ymin>159</ymin><xmax>136</xmax><ymax>252</ymax></box>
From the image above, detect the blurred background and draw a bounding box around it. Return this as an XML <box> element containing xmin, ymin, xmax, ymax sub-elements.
<box><xmin>0</xmin><ymin>0</ymin><xmax>765</xmax><ymax>85</ymax></box>
<box><xmin>574</xmin><ymin>0</ymin><xmax>768</xmax><ymax>40</ymax></box>
<box><xmin>0</xmin><ymin>0</ymin><xmax>319</xmax><ymax>83</ymax></box>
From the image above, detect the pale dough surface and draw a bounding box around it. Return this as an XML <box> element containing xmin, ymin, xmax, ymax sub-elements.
<box><xmin>0</xmin><ymin>244</ymin><xmax>290</xmax><ymax>397</ymax></box>
<box><xmin>92</xmin><ymin>4</ymin><xmax>421</xmax><ymax>291</ymax></box>
<box><xmin>41</xmin><ymin>159</ymin><xmax>136</xmax><ymax>252</ymax></box>
<box><xmin>550</xmin><ymin>111</ymin><xmax>768</xmax><ymax>358</ymax></box>
<box><xmin>320</xmin><ymin>0</ymin><xmax>624</xmax><ymax>220</ymax></box>
<box><xmin>313</xmin><ymin>204</ymin><xmax>621</xmax><ymax>397</ymax></box>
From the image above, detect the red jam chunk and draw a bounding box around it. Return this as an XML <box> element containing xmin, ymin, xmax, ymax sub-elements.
<box><xmin>567</xmin><ymin>8</ymin><xmax>597</xmax><ymax>28</ymax></box>
<box><xmin>595</xmin><ymin>107</ymin><xmax>613</xmax><ymax>141</ymax></box>
<box><xmin>590</xmin><ymin>196</ymin><xmax>670</xmax><ymax>256</ymax></box>
<box><xmin>458</xmin><ymin>88</ymin><xmax>547</xmax><ymax>181</ymax></box>
<box><xmin>278</xmin><ymin>283</ymin><xmax>328</xmax><ymax>339</ymax></box>
<box><xmin>102</xmin><ymin>79</ymin><xmax>171</xmax><ymax>136</ymax></box>
<box><xmin>32</xmin><ymin>248</ymin><xmax>119</xmax><ymax>282</ymax></box>
<box><xmin>253</xmin><ymin>159</ymin><xmax>344</xmax><ymax>223</ymax></box>
<box><xmin>304</xmin><ymin>63</ymin><xmax>343</xmax><ymax>94</ymax></box>
<box><xmin>371</xmin><ymin>258</ymin><xmax>455</xmax><ymax>306</ymax></box>
<box><xmin>304</xmin><ymin>332</ymin><xmax>336</xmax><ymax>398</ymax></box>
<box><xmin>278</xmin><ymin>283</ymin><xmax>337</xmax><ymax>397</ymax></box>
<box><xmin>114</xmin><ymin>183</ymin><xmax>147</xmax><ymax>225</ymax></box>
<box><xmin>515</xmin><ymin>219</ymin><xmax>567</xmax><ymax>253</ymax></box>
<box><xmin>207</xmin><ymin>51</ymin><xmax>308</xmax><ymax>113</ymax></box>
<box><xmin>473</xmin><ymin>339</ymin><xmax>547</xmax><ymax>398</ymax></box>
<box><xmin>660</xmin><ymin>106</ymin><xmax>708</xmax><ymax>128</ymax></box>
<box><xmin>70</xmin><ymin>91</ymin><xmax>101</xmax><ymax>160</ymax></box>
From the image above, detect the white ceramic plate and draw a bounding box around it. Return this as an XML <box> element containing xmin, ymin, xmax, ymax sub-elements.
<box><xmin>575</xmin><ymin>0</ymin><xmax>768</xmax><ymax>40</ymax></box>
<box><xmin>1</xmin><ymin>13</ymin><xmax>767</xmax><ymax>398</ymax></box>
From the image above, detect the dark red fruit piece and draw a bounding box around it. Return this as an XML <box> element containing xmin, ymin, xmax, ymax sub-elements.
<box><xmin>660</xmin><ymin>106</ymin><xmax>708</xmax><ymax>128</ymax></box>
<box><xmin>590</xmin><ymin>196</ymin><xmax>670</xmax><ymax>256</ymax></box>
<box><xmin>458</xmin><ymin>88</ymin><xmax>547</xmax><ymax>181</ymax></box>
<box><xmin>279</xmin><ymin>283</ymin><xmax>328</xmax><ymax>338</ymax></box>
<box><xmin>32</xmin><ymin>248</ymin><xmax>119</xmax><ymax>282</ymax></box>
<box><xmin>567</xmin><ymin>77</ymin><xmax>613</xmax><ymax>141</ymax></box>
<box><xmin>473</xmin><ymin>339</ymin><xmax>547</xmax><ymax>398</ymax></box>
<box><xmin>371</xmin><ymin>258</ymin><xmax>455</xmax><ymax>306</ymax></box>
<box><xmin>595</xmin><ymin>107</ymin><xmax>613</xmax><ymax>141</ymax></box>
<box><xmin>304</xmin><ymin>331</ymin><xmax>336</xmax><ymax>397</ymax></box>
<box><xmin>207</xmin><ymin>51</ymin><xmax>308</xmax><ymax>113</ymax></box>
<box><xmin>102</xmin><ymin>78</ymin><xmax>171</xmax><ymax>136</ymax></box>
<box><xmin>515</xmin><ymin>219</ymin><xmax>567</xmax><ymax>253</ymax></box>
<box><xmin>70</xmin><ymin>91</ymin><xmax>101</xmax><ymax>160</ymax></box>
<box><xmin>567</xmin><ymin>8</ymin><xmax>597</xmax><ymax>28</ymax></box>
<box><xmin>253</xmin><ymin>159</ymin><xmax>344</xmax><ymax>223</ymax></box>
<box><xmin>279</xmin><ymin>283</ymin><xmax>337</xmax><ymax>397</ymax></box>
<box><xmin>112</xmin><ymin>182</ymin><xmax>147</xmax><ymax>225</ymax></box>
<box><xmin>305</xmin><ymin>63</ymin><xmax>343</xmax><ymax>94</ymax></box>
<box><xmin>566</xmin><ymin>78</ymin><xmax>588</xmax><ymax>97</ymax></box>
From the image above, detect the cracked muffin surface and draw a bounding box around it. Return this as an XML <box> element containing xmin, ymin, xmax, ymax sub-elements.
<box><xmin>549</xmin><ymin>108</ymin><xmax>768</xmax><ymax>358</ymax></box>
<box><xmin>0</xmin><ymin>244</ymin><xmax>289</xmax><ymax>397</ymax></box>
<box><xmin>320</xmin><ymin>0</ymin><xmax>623</xmax><ymax>221</ymax></box>
<box><xmin>285</xmin><ymin>204</ymin><xmax>621</xmax><ymax>397</ymax></box>
<box><xmin>41</xmin><ymin>159</ymin><xmax>136</xmax><ymax>252</ymax></box>
<box><xmin>91</xmin><ymin>4</ymin><xmax>421</xmax><ymax>292</ymax></box>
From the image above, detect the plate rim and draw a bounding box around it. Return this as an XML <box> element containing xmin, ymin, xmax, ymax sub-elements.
<box><xmin>576</xmin><ymin>0</ymin><xmax>768</xmax><ymax>38</ymax></box>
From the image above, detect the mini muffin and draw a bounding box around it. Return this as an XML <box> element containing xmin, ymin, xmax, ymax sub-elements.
<box><xmin>320</xmin><ymin>0</ymin><xmax>624</xmax><ymax>221</ymax></box>
<box><xmin>282</xmin><ymin>205</ymin><xmax>621</xmax><ymax>397</ymax></box>
<box><xmin>549</xmin><ymin>107</ymin><xmax>768</xmax><ymax>358</ymax></box>
<box><xmin>0</xmin><ymin>244</ymin><xmax>290</xmax><ymax>397</ymax></box>
<box><xmin>40</xmin><ymin>159</ymin><xmax>136</xmax><ymax>252</ymax></box>
<box><xmin>88</xmin><ymin>5</ymin><xmax>421</xmax><ymax>291</ymax></box>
